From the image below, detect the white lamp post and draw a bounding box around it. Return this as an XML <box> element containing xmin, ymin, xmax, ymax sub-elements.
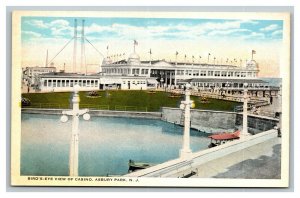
<box><xmin>225</xmin><ymin>81</ymin><xmax>230</xmax><ymax>95</ymax></box>
<box><xmin>179</xmin><ymin>83</ymin><xmax>193</xmax><ymax>159</ymax></box>
<box><xmin>60</xmin><ymin>84</ymin><xmax>90</xmax><ymax>176</ymax></box>
<box><xmin>242</xmin><ymin>83</ymin><xmax>250</xmax><ymax>136</ymax></box>
<box><xmin>160</xmin><ymin>78</ymin><xmax>164</xmax><ymax>88</ymax></box>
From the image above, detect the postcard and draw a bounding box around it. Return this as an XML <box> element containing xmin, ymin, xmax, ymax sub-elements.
<box><xmin>11</xmin><ymin>10</ymin><xmax>290</xmax><ymax>187</ymax></box>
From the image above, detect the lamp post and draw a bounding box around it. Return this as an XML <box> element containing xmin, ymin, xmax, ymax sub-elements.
<box><xmin>60</xmin><ymin>84</ymin><xmax>90</xmax><ymax>176</ymax></box>
<box><xmin>160</xmin><ymin>78</ymin><xmax>164</xmax><ymax>88</ymax></box>
<box><xmin>179</xmin><ymin>83</ymin><xmax>194</xmax><ymax>159</ymax></box>
<box><xmin>225</xmin><ymin>82</ymin><xmax>230</xmax><ymax>95</ymax></box>
<box><xmin>242</xmin><ymin>83</ymin><xmax>250</xmax><ymax>136</ymax></box>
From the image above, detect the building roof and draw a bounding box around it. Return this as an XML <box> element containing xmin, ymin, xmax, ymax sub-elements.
<box><xmin>39</xmin><ymin>72</ymin><xmax>101</xmax><ymax>78</ymax></box>
<box><xmin>178</xmin><ymin>78</ymin><xmax>267</xmax><ymax>84</ymax></box>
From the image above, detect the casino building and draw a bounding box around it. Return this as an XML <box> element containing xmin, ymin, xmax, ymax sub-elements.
<box><xmin>38</xmin><ymin>49</ymin><xmax>277</xmax><ymax>97</ymax></box>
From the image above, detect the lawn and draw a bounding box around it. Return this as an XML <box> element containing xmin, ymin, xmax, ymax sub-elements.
<box><xmin>22</xmin><ymin>90</ymin><xmax>241</xmax><ymax>112</ymax></box>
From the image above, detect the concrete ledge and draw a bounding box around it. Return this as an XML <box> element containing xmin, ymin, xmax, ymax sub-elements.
<box><xmin>21</xmin><ymin>108</ymin><xmax>162</xmax><ymax>119</ymax></box>
<box><xmin>124</xmin><ymin>129</ymin><xmax>278</xmax><ymax>177</ymax></box>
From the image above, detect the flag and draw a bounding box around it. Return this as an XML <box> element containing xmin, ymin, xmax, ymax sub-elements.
<box><xmin>149</xmin><ymin>49</ymin><xmax>152</xmax><ymax>54</ymax></box>
<box><xmin>192</xmin><ymin>56</ymin><xmax>194</xmax><ymax>58</ymax></box>
<box><xmin>185</xmin><ymin>54</ymin><xmax>187</xmax><ymax>58</ymax></box>
<box><xmin>176</xmin><ymin>51</ymin><xmax>178</xmax><ymax>55</ymax></box>
<box><xmin>199</xmin><ymin>56</ymin><xmax>202</xmax><ymax>58</ymax></box>
<box><xmin>252</xmin><ymin>50</ymin><xmax>256</xmax><ymax>54</ymax></box>
<box><xmin>134</xmin><ymin>40</ymin><xmax>138</xmax><ymax>45</ymax></box>
<box><xmin>208</xmin><ymin>53</ymin><xmax>211</xmax><ymax>55</ymax></box>
<box><xmin>106</xmin><ymin>45</ymin><xmax>109</xmax><ymax>50</ymax></box>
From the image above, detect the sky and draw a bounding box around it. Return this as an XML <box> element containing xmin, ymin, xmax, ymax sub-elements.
<box><xmin>21</xmin><ymin>16</ymin><xmax>284</xmax><ymax>77</ymax></box>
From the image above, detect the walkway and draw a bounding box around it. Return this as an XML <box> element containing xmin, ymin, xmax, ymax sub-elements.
<box><xmin>191</xmin><ymin>137</ymin><xmax>281</xmax><ymax>179</ymax></box>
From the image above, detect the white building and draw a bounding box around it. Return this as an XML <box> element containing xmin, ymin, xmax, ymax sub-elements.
<box><xmin>101</xmin><ymin>51</ymin><xmax>262</xmax><ymax>90</ymax></box>
<box><xmin>23</xmin><ymin>66</ymin><xmax>56</xmax><ymax>86</ymax></box>
<box><xmin>39</xmin><ymin>72</ymin><xmax>100</xmax><ymax>92</ymax></box>
<box><xmin>37</xmin><ymin>50</ymin><xmax>278</xmax><ymax>96</ymax></box>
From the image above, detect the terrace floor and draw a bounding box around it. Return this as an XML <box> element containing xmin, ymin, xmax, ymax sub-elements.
<box><xmin>191</xmin><ymin>137</ymin><xmax>281</xmax><ymax>179</ymax></box>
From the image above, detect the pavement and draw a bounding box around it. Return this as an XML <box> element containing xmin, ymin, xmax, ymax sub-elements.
<box><xmin>191</xmin><ymin>137</ymin><xmax>281</xmax><ymax>179</ymax></box>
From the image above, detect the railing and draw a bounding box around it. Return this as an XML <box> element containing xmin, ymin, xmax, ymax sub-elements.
<box><xmin>23</xmin><ymin>103</ymin><xmax>148</xmax><ymax>112</ymax></box>
<box><xmin>27</xmin><ymin>103</ymin><xmax>70</xmax><ymax>109</ymax></box>
<box><xmin>114</xmin><ymin>105</ymin><xmax>147</xmax><ymax>112</ymax></box>
<box><xmin>80</xmin><ymin>104</ymin><xmax>109</xmax><ymax>110</ymax></box>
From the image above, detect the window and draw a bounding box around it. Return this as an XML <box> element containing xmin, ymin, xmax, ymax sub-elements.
<box><xmin>186</xmin><ymin>70</ymin><xmax>192</xmax><ymax>76</ymax></box>
<box><xmin>79</xmin><ymin>80</ymin><xmax>82</xmax><ymax>86</ymax></box>
<box><xmin>208</xmin><ymin>71</ymin><xmax>213</xmax><ymax>76</ymax></box>
<box><xmin>44</xmin><ymin>80</ymin><xmax>47</xmax><ymax>87</ymax></box>
<box><xmin>48</xmin><ymin>80</ymin><xmax>52</xmax><ymax>87</ymax></box>
<box><xmin>83</xmin><ymin>80</ymin><xmax>86</xmax><ymax>86</ymax></box>
<box><xmin>193</xmin><ymin>70</ymin><xmax>199</xmax><ymax>76</ymax></box>
<box><xmin>228</xmin><ymin>71</ymin><xmax>233</xmax><ymax>77</ymax></box>
<box><xmin>145</xmin><ymin>69</ymin><xmax>149</xmax><ymax>75</ymax></box>
<box><xmin>241</xmin><ymin>72</ymin><xmax>246</xmax><ymax>77</ymax></box>
<box><xmin>53</xmin><ymin>80</ymin><xmax>57</xmax><ymax>87</ymax></box>
<box><xmin>70</xmin><ymin>80</ymin><xmax>74</xmax><ymax>87</ymax></box>
<box><xmin>62</xmin><ymin>80</ymin><xmax>65</xmax><ymax>87</ymax></box>
<box><xmin>57</xmin><ymin>80</ymin><xmax>61</xmax><ymax>87</ymax></box>
<box><xmin>66</xmin><ymin>80</ymin><xmax>69</xmax><ymax>87</ymax></box>
<box><xmin>221</xmin><ymin>71</ymin><xmax>227</xmax><ymax>77</ymax></box>
<box><xmin>214</xmin><ymin>71</ymin><xmax>220</xmax><ymax>77</ymax></box>
<box><xmin>95</xmin><ymin>80</ymin><xmax>98</xmax><ymax>86</ymax></box>
<box><xmin>87</xmin><ymin>80</ymin><xmax>90</xmax><ymax>87</ymax></box>
<box><xmin>200</xmin><ymin>71</ymin><xmax>207</xmax><ymax>76</ymax></box>
<box><xmin>91</xmin><ymin>80</ymin><xmax>94</xmax><ymax>87</ymax></box>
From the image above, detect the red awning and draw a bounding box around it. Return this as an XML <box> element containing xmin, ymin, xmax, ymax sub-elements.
<box><xmin>208</xmin><ymin>131</ymin><xmax>240</xmax><ymax>140</ymax></box>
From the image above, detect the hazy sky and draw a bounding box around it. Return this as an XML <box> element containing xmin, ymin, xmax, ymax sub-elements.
<box><xmin>21</xmin><ymin>16</ymin><xmax>284</xmax><ymax>77</ymax></box>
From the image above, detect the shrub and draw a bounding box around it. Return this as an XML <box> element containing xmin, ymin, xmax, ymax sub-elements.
<box><xmin>88</xmin><ymin>91</ymin><xmax>99</xmax><ymax>97</ymax></box>
<box><xmin>21</xmin><ymin>97</ymin><xmax>31</xmax><ymax>107</ymax></box>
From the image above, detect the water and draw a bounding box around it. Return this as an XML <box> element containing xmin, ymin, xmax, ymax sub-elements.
<box><xmin>21</xmin><ymin>113</ymin><xmax>211</xmax><ymax>176</ymax></box>
<box><xmin>259</xmin><ymin>77</ymin><xmax>282</xmax><ymax>87</ymax></box>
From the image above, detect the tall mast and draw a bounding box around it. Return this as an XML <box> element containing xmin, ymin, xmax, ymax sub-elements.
<box><xmin>81</xmin><ymin>19</ymin><xmax>86</xmax><ymax>75</ymax></box>
<box><xmin>45</xmin><ymin>49</ymin><xmax>48</xmax><ymax>67</ymax></box>
<box><xmin>73</xmin><ymin>19</ymin><xmax>77</xmax><ymax>73</ymax></box>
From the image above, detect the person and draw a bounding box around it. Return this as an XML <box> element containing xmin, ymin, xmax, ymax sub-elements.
<box><xmin>270</xmin><ymin>95</ymin><xmax>273</xmax><ymax>104</ymax></box>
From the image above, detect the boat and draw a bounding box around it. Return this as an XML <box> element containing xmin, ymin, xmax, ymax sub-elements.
<box><xmin>128</xmin><ymin>159</ymin><xmax>155</xmax><ymax>172</ymax></box>
<box><xmin>208</xmin><ymin>130</ymin><xmax>240</xmax><ymax>148</ymax></box>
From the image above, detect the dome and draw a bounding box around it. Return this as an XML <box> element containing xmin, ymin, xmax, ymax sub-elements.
<box><xmin>246</xmin><ymin>59</ymin><xmax>258</xmax><ymax>69</ymax></box>
<box><xmin>128</xmin><ymin>52</ymin><xmax>141</xmax><ymax>65</ymax></box>
<box><xmin>102</xmin><ymin>58</ymin><xmax>112</xmax><ymax>65</ymax></box>
<box><xmin>128</xmin><ymin>52</ymin><xmax>140</xmax><ymax>59</ymax></box>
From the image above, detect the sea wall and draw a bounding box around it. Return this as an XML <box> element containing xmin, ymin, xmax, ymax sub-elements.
<box><xmin>162</xmin><ymin>107</ymin><xmax>237</xmax><ymax>133</ymax></box>
<box><xmin>235</xmin><ymin>114</ymin><xmax>279</xmax><ymax>134</ymax></box>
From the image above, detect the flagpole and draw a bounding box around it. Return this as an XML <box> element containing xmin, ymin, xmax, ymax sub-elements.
<box><xmin>149</xmin><ymin>49</ymin><xmax>152</xmax><ymax>65</ymax></box>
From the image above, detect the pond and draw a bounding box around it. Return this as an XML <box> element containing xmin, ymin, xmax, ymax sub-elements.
<box><xmin>21</xmin><ymin>113</ymin><xmax>211</xmax><ymax>176</ymax></box>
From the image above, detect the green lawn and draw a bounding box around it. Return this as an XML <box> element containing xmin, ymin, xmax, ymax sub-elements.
<box><xmin>22</xmin><ymin>90</ymin><xmax>241</xmax><ymax>112</ymax></box>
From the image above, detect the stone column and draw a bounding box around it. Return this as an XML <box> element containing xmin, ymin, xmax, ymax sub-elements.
<box><xmin>180</xmin><ymin>83</ymin><xmax>193</xmax><ymax>159</ymax></box>
<box><xmin>242</xmin><ymin>83</ymin><xmax>250</xmax><ymax>136</ymax></box>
